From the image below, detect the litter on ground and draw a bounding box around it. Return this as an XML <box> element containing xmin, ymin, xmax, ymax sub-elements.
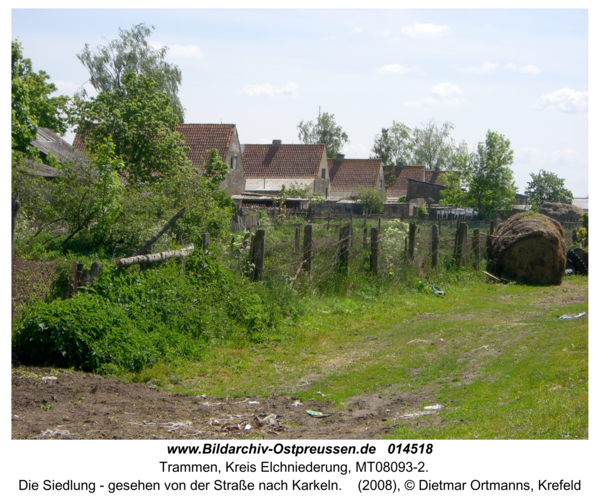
<box><xmin>306</xmin><ymin>410</ymin><xmax>332</xmax><ymax>418</ymax></box>
<box><xmin>558</xmin><ymin>312</ymin><xmax>587</xmax><ymax>320</ymax></box>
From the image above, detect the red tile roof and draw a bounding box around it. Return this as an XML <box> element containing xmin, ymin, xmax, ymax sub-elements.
<box><xmin>327</xmin><ymin>158</ymin><xmax>383</xmax><ymax>196</ymax></box>
<box><xmin>425</xmin><ymin>170</ymin><xmax>448</xmax><ymax>186</ymax></box>
<box><xmin>386</xmin><ymin>165</ymin><xmax>425</xmax><ymax>198</ymax></box>
<box><xmin>72</xmin><ymin>131</ymin><xmax>87</xmax><ymax>152</ymax></box>
<box><xmin>176</xmin><ymin>124</ymin><xmax>235</xmax><ymax>174</ymax></box>
<box><xmin>243</xmin><ymin>144</ymin><xmax>326</xmax><ymax>179</ymax></box>
<box><xmin>73</xmin><ymin>123</ymin><xmax>236</xmax><ymax>175</ymax></box>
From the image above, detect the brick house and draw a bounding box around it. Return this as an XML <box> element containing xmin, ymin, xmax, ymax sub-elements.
<box><xmin>242</xmin><ymin>141</ymin><xmax>330</xmax><ymax>196</ymax></box>
<box><xmin>386</xmin><ymin>163</ymin><xmax>448</xmax><ymax>200</ymax></box>
<box><xmin>327</xmin><ymin>155</ymin><xmax>385</xmax><ymax>199</ymax></box>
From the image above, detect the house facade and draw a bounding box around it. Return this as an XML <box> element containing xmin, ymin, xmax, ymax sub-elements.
<box><xmin>327</xmin><ymin>155</ymin><xmax>385</xmax><ymax>199</ymax></box>
<box><xmin>242</xmin><ymin>141</ymin><xmax>330</xmax><ymax>196</ymax></box>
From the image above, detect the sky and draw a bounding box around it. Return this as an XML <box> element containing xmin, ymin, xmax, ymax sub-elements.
<box><xmin>11</xmin><ymin>8</ymin><xmax>589</xmax><ymax>196</ymax></box>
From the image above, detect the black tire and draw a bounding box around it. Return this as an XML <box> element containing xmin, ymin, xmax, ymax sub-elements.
<box><xmin>567</xmin><ymin>247</ymin><xmax>588</xmax><ymax>275</ymax></box>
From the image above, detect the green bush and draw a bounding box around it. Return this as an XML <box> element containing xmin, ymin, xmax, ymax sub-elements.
<box><xmin>12</xmin><ymin>250</ymin><xmax>294</xmax><ymax>373</ymax></box>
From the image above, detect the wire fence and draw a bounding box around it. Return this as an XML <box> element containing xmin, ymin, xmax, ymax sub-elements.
<box><xmin>231</xmin><ymin>213</ymin><xmax>584</xmax><ymax>286</ymax></box>
<box><xmin>12</xmin><ymin>212</ymin><xmax>584</xmax><ymax>313</ymax></box>
<box><xmin>11</xmin><ymin>255</ymin><xmax>59</xmax><ymax>316</ymax></box>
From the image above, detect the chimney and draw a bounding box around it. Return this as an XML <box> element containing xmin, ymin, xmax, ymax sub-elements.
<box><xmin>336</xmin><ymin>154</ymin><xmax>345</xmax><ymax>162</ymax></box>
<box><xmin>272</xmin><ymin>139</ymin><xmax>282</xmax><ymax>147</ymax></box>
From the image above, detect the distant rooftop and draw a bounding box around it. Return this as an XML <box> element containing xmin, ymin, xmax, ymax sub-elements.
<box><xmin>572</xmin><ymin>197</ymin><xmax>588</xmax><ymax>212</ymax></box>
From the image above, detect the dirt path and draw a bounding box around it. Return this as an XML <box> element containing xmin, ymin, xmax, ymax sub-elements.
<box><xmin>12</xmin><ymin>367</ymin><xmax>435</xmax><ymax>440</ymax></box>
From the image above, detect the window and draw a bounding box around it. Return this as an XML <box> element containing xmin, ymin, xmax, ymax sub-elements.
<box><xmin>321</xmin><ymin>169</ymin><xmax>326</xmax><ymax>179</ymax></box>
<box><xmin>231</xmin><ymin>156</ymin><xmax>237</xmax><ymax>170</ymax></box>
<box><xmin>378</xmin><ymin>179</ymin><xmax>383</xmax><ymax>188</ymax></box>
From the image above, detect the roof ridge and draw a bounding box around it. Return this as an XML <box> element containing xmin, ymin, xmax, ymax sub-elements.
<box><xmin>178</xmin><ymin>123</ymin><xmax>236</xmax><ymax>126</ymax></box>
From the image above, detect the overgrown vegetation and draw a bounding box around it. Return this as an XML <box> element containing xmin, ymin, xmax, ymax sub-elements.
<box><xmin>13</xmin><ymin>250</ymin><xmax>298</xmax><ymax>373</ymax></box>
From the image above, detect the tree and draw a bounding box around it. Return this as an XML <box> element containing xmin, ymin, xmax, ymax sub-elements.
<box><xmin>12</xmin><ymin>138</ymin><xmax>124</xmax><ymax>249</ymax></box>
<box><xmin>440</xmin><ymin>130</ymin><xmax>516</xmax><ymax>219</ymax></box>
<box><xmin>297</xmin><ymin>108</ymin><xmax>349</xmax><ymax>158</ymax></box>
<box><xmin>11</xmin><ymin>40</ymin><xmax>69</xmax><ymax>157</ymax></box>
<box><xmin>70</xmin><ymin>73</ymin><xmax>190</xmax><ymax>183</ymax></box>
<box><xmin>371</xmin><ymin>121</ymin><xmax>413</xmax><ymax>188</ymax></box>
<box><xmin>411</xmin><ymin>119</ymin><xmax>456</xmax><ymax>171</ymax></box>
<box><xmin>77</xmin><ymin>23</ymin><xmax>184</xmax><ymax>122</ymax></box>
<box><xmin>525</xmin><ymin>170</ymin><xmax>574</xmax><ymax>206</ymax></box>
<box><xmin>202</xmin><ymin>148</ymin><xmax>230</xmax><ymax>189</ymax></box>
<box><xmin>356</xmin><ymin>186</ymin><xmax>385</xmax><ymax>215</ymax></box>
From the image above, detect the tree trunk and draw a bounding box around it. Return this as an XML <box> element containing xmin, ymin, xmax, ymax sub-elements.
<box><xmin>135</xmin><ymin>207</ymin><xmax>186</xmax><ymax>256</ymax></box>
<box><xmin>117</xmin><ymin>244</ymin><xmax>194</xmax><ymax>267</ymax></box>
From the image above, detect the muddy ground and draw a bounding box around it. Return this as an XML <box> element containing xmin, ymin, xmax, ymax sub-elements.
<box><xmin>12</xmin><ymin>367</ymin><xmax>441</xmax><ymax>440</ymax></box>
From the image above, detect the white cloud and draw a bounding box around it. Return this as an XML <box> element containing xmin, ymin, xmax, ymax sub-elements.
<box><xmin>242</xmin><ymin>82</ymin><xmax>299</xmax><ymax>98</ymax></box>
<box><xmin>535</xmin><ymin>88</ymin><xmax>588</xmax><ymax>113</ymax></box>
<box><xmin>377</xmin><ymin>28</ymin><xmax>392</xmax><ymax>37</ymax></box>
<box><xmin>431</xmin><ymin>82</ymin><xmax>461</xmax><ymax>98</ymax></box>
<box><xmin>376</xmin><ymin>64</ymin><xmax>423</xmax><ymax>75</ymax></box>
<box><xmin>404</xmin><ymin>82</ymin><xmax>463</xmax><ymax>108</ymax></box>
<box><xmin>351</xmin><ymin>27</ymin><xmax>362</xmax><ymax>34</ymax></box>
<box><xmin>504</xmin><ymin>63</ymin><xmax>517</xmax><ymax>70</ymax></box>
<box><xmin>169</xmin><ymin>45</ymin><xmax>204</xmax><ymax>59</ymax></box>
<box><xmin>520</xmin><ymin>64</ymin><xmax>540</xmax><ymax>74</ymax></box>
<box><xmin>401</xmin><ymin>22</ymin><xmax>450</xmax><ymax>38</ymax></box>
<box><xmin>515</xmin><ymin>147</ymin><xmax>542</xmax><ymax>164</ymax></box>
<box><xmin>150</xmin><ymin>40</ymin><xmax>203</xmax><ymax>58</ymax></box>
<box><xmin>455</xmin><ymin>61</ymin><xmax>497</xmax><ymax>74</ymax></box>
<box><xmin>345</xmin><ymin>143</ymin><xmax>371</xmax><ymax>158</ymax></box>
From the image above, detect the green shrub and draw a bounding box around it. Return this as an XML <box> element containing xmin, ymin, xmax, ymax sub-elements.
<box><xmin>12</xmin><ymin>250</ymin><xmax>294</xmax><ymax>373</ymax></box>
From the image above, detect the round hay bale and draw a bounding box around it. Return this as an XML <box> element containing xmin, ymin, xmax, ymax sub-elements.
<box><xmin>538</xmin><ymin>202</ymin><xmax>584</xmax><ymax>222</ymax></box>
<box><xmin>487</xmin><ymin>213</ymin><xmax>567</xmax><ymax>285</ymax></box>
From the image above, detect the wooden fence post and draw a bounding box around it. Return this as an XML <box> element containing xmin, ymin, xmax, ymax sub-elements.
<box><xmin>378</xmin><ymin>217</ymin><xmax>381</xmax><ymax>232</ymax></box>
<box><xmin>251</xmin><ymin>229</ymin><xmax>265</xmax><ymax>281</ymax></box>
<box><xmin>349</xmin><ymin>213</ymin><xmax>353</xmax><ymax>248</ymax></box>
<box><xmin>303</xmin><ymin>224</ymin><xmax>313</xmax><ymax>273</ymax></box>
<box><xmin>473</xmin><ymin>228</ymin><xmax>480</xmax><ymax>271</ymax></box>
<box><xmin>338</xmin><ymin>224</ymin><xmax>351</xmax><ymax>274</ymax></box>
<box><xmin>408</xmin><ymin>222</ymin><xmax>417</xmax><ymax>259</ymax></box>
<box><xmin>70</xmin><ymin>261</ymin><xmax>84</xmax><ymax>297</ymax></box>
<box><xmin>455</xmin><ymin>222</ymin><xmax>468</xmax><ymax>266</ymax></box>
<box><xmin>370</xmin><ymin>227</ymin><xmax>379</xmax><ymax>274</ymax></box>
<box><xmin>363</xmin><ymin>227</ymin><xmax>368</xmax><ymax>249</ymax></box>
<box><xmin>432</xmin><ymin>224</ymin><xmax>439</xmax><ymax>268</ymax></box>
<box><xmin>489</xmin><ymin>219</ymin><xmax>496</xmax><ymax>237</ymax></box>
<box><xmin>295</xmin><ymin>227</ymin><xmax>300</xmax><ymax>254</ymax></box>
<box><xmin>201</xmin><ymin>233</ymin><xmax>210</xmax><ymax>252</ymax></box>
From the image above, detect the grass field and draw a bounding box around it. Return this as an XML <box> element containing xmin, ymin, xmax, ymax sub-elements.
<box><xmin>119</xmin><ymin>273</ymin><xmax>588</xmax><ymax>440</ymax></box>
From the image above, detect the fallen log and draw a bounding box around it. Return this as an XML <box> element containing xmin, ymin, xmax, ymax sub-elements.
<box><xmin>134</xmin><ymin>207</ymin><xmax>186</xmax><ymax>256</ymax></box>
<box><xmin>117</xmin><ymin>244</ymin><xmax>194</xmax><ymax>267</ymax></box>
